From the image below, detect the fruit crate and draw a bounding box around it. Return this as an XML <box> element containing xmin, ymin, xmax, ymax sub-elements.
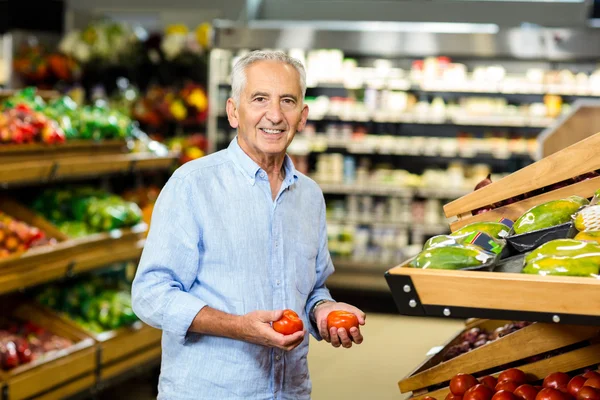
<box><xmin>0</xmin><ymin>197</ymin><xmax>146</xmax><ymax>295</ymax></box>
<box><xmin>41</xmin><ymin>306</ymin><xmax>162</xmax><ymax>384</ymax></box>
<box><xmin>0</xmin><ymin>303</ymin><xmax>96</xmax><ymax>400</ymax></box>
<box><xmin>386</xmin><ymin>131</ymin><xmax>600</xmax><ymax>325</ymax></box>
<box><xmin>402</xmin><ymin>322</ymin><xmax>600</xmax><ymax>400</ymax></box>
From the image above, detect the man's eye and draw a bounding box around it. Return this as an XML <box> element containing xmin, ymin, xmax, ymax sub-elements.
<box><xmin>282</xmin><ymin>99</ymin><xmax>294</xmax><ymax>104</ymax></box>
<box><xmin>254</xmin><ymin>97</ymin><xmax>266</xmax><ymax>102</ymax></box>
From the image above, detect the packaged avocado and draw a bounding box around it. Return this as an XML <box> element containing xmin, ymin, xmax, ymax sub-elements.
<box><xmin>574</xmin><ymin>205</ymin><xmax>600</xmax><ymax>232</ymax></box>
<box><xmin>513</xmin><ymin>198</ymin><xmax>584</xmax><ymax>235</ymax></box>
<box><xmin>425</xmin><ymin>232</ymin><xmax>505</xmax><ymax>255</ymax></box>
<box><xmin>522</xmin><ymin>255</ymin><xmax>600</xmax><ymax>277</ymax></box>
<box><xmin>409</xmin><ymin>245</ymin><xmax>495</xmax><ymax>270</ymax></box>
<box><xmin>451</xmin><ymin>221</ymin><xmax>512</xmax><ymax>239</ymax></box>
<box><xmin>525</xmin><ymin>239</ymin><xmax>600</xmax><ymax>264</ymax></box>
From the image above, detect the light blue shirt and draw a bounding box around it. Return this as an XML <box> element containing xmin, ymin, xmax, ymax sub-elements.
<box><xmin>132</xmin><ymin>137</ymin><xmax>335</xmax><ymax>400</ymax></box>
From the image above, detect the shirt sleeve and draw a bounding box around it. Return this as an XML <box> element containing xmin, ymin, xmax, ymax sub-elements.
<box><xmin>305</xmin><ymin>194</ymin><xmax>335</xmax><ymax>340</ymax></box>
<box><xmin>132</xmin><ymin>175</ymin><xmax>206</xmax><ymax>343</ymax></box>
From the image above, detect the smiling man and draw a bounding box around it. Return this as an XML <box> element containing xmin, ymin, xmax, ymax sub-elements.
<box><xmin>132</xmin><ymin>50</ymin><xmax>366</xmax><ymax>400</ymax></box>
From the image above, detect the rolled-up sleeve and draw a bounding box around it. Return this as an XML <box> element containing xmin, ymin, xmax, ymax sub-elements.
<box><xmin>305</xmin><ymin>195</ymin><xmax>335</xmax><ymax>340</ymax></box>
<box><xmin>132</xmin><ymin>175</ymin><xmax>206</xmax><ymax>342</ymax></box>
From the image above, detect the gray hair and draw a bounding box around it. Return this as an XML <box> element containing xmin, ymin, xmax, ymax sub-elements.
<box><xmin>231</xmin><ymin>50</ymin><xmax>307</xmax><ymax>105</ymax></box>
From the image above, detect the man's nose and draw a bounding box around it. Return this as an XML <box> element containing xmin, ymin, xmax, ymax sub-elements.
<box><xmin>265</xmin><ymin>101</ymin><xmax>284</xmax><ymax>124</ymax></box>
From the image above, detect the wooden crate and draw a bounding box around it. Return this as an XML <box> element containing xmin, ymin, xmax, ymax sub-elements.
<box><xmin>400</xmin><ymin>322</ymin><xmax>599</xmax><ymax>394</ymax></box>
<box><xmin>0</xmin><ymin>140</ymin><xmax>127</xmax><ymax>163</ymax></box>
<box><xmin>0</xmin><ymin>304</ymin><xmax>96</xmax><ymax>400</ymax></box>
<box><xmin>39</xmin><ymin>307</ymin><xmax>162</xmax><ymax>383</ymax></box>
<box><xmin>386</xmin><ymin>131</ymin><xmax>600</xmax><ymax>324</ymax></box>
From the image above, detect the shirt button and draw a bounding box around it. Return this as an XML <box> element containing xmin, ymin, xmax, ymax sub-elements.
<box><xmin>275</xmin><ymin>355</ymin><xmax>281</xmax><ymax>361</ymax></box>
<box><xmin>260</xmin><ymin>172</ymin><xmax>266</xmax><ymax>178</ymax></box>
<box><xmin>276</xmin><ymin>280</ymin><xmax>281</xmax><ymax>285</ymax></box>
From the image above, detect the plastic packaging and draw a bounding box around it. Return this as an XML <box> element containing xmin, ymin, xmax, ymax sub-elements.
<box><xmin>409</xmin><ymin>244</ymin><xmax>496</xmax><ymax>270</ymax></box>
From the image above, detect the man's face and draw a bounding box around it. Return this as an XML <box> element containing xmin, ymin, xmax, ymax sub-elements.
<box><xmin>226</xmin><ymin>60</ymin><xmax>309</xmax><ymax>164</ymax></box>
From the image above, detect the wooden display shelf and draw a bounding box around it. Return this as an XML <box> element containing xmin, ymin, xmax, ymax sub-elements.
<box><xmin>0</xmin><ymin>140</ymin><xmax>127</xmax><ymax>163</ymax></box>
<box><xmin>0</xmin><ymin>225</ymin><xmax>146</xmax><ymax>295</ymax></box>
<box><xmin>0</xmin><ymin>152</ymin><xmax>179</xmax><ymax>186</ymax></box>
<box><xmin>400</xmin><ymin>322</ymin><xmax>599</xmax><ymax>394</ymax></box>
<box><xmin>44</xmin><ymin>309</ymin><xmax>162</xmax><ymax>383</ymax></box>
<box><xmin>0</xmin><ymin>304</ymin><xmax>96</xmax><ymax>400</ymax></box>
<box><xmin>386</xmin><ymin>130</ymin><xmax>600</xmax><ymax>324</ymax></box>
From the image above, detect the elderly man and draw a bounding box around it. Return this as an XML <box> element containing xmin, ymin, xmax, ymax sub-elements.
<box><xmin>132</xmin><ymin>50</ymin><xmax>366</xmax><ymax>400</ymax></box>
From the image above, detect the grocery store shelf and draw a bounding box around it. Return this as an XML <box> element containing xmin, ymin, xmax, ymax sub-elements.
<box><xmin>327</xmin><ymin>217</ymin><xmax>450</xmax><ymax>235</ymax></box>
<box><xmin>0</xmin><ymin>152</ymin><xmax>179</xmax><ymax>186</ymax></box>
<box><xmin>314</xmin><ymin>137</ymin><xmax>533</xmax><ymax>161</ymax></box>
<box><xmin>318</xmin><ymin>182</ymin><xmax>469</xmax><ymax>199</ymax></box>
<box><xmin>0</xmin><ymin>89</ymin><xmax>60</xmax><ymax>100</ymax></box>
<box><xmin>221</xmin><ymin>79</ymin><xmax>600</xmax><ymax>99</ymax></box>
<box><xmin>0</xmin><ymin>227</ymin><xmax>146</xmax><ymax>295</ymax></box>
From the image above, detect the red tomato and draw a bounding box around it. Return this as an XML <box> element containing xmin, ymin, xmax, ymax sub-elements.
<box><xmin>536</xmin><ymin>388</ymin><xmax>568</xmax><ymax>400</ymax></box>
<box><xmin>423</xmin><ymin>397</ymin><xmax>438</xmax><ymax>400</ymax></box>
<box><xmin>515</xmin><ymin>384</ymin><xmax>540</xmax><ymax>400</ymax></box>
<box><xmin>584</xmin><ymin>378</ymin><xmax>600</xmax><ymax>390</ymax></box>
<box><xmin>446</xmin><ymin>393</ymin><xmax>463</xmax><ymax>400</ymax></box>
<box><xmin>544</xmin><ymin>373</ymin><xmax>571</xmax><ymax>393</ymax></box>
<box><xmin>497</xmin><ymin>381</ymin><xmax>521</xmax><ymax>393</ymax></box>
<box><xmin>273</xmin><ymin>309</ymin><xmax>303</xmax><ymax>335</ymax></box>
<box><xmin>584</xmin><ymin>372</ymin><xmax>600</xmax><ymax>381</ymax></box>
<box><xmin>493</xmin><ymin>390</ymin><xmax>518</xmax><ymax>400</ymax></box>
<box><xmin>481</xmin><ymin>376</ymin><xmax>498</xmax><ymax>389</ymax></box>
<box><xmin>326</xmin><ymin>311</ymin><xmax>359</xmax><ymax>332</ymax></box>
<box><xmin>451</xmin><ymin>374</ymin><xmax>479</xmax><ymax>396</ymax></box>
<box><xmin>578</xmin><ymin>387</ymin><xmax>600</xmax><ymax>400</ymax></box>
<box><xmin>569</xmin><ymin>377</ymin><xmax>588</xmax><ymax>397</ymax></box>
<box><xmin>464</xmin><ymin>384</ymin><xmax>494</xmax><ymax>400</ymax></box>
<box><xmin>499</xmin><ymin>369</ymin><xmax>528</xmax><ymax>385</ymax></box>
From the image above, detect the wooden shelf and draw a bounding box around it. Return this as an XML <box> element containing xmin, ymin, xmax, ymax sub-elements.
<box><xmin>0</xmin><ymin>226</ymin><xmax>146</xmax><ymax>295</ymax></box>
<box><xmin>0</xmin><ymin>152</ymin><xmax>178</xmax><ymax>186</ymax></box>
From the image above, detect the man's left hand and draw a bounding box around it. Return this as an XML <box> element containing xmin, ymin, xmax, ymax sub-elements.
<box><xmin>314</xmin><ymin>302</ymin><xmax>365</xmax><ymax>348</ymax></box>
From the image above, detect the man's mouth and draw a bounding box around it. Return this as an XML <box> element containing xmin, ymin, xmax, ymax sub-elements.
<box><xmin>260</xmin><ymin>128</ymin><xmax>285</xmax><ymax>135</ymax></box>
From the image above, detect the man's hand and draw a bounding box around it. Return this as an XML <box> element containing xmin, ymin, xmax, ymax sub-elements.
<box><xmin>314</xmin><ymin>302</ymin><xmax>365</xmax><ymax>348</ymax></box>
<box><xmin>238</xmin><ymin>310</ymin><xmax>305</xmax><ymax>351</ymax></box>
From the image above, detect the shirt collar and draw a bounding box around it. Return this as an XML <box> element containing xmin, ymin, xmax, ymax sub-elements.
<box><xmin>228</xmin><ymin>136</ymin><xmax>299</xmax><ymax>186</ymax></box>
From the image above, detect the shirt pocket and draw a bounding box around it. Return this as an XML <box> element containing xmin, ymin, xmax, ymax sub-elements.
<box><xmin>294</xmin><ymin>241</ymin><xmax>317</xmax><ymax>295</ymax></box>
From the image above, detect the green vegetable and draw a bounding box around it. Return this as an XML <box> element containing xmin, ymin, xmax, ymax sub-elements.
<box><xmin>525</xmin><ymin>239</ymin><xmax>600</xmax><ymax>264</ymax></box>
<box><xmin>522</xmin><ymin>256</ymin><xmax>600</xmax><ymax>277</ymax></box>
<box><xmin>409</xmin><ymin>245</ymin><xmax>494</xmax><ymax>270</ymax></box>
<box><xmin>514</xmin><ymin>198</ymin><xmax>584</xmax><ymax>235</ymax></box>
<box><xmin>451</xmin><ymin>222</ymin><xmax>511</xmax><ymax>239</ymax></box>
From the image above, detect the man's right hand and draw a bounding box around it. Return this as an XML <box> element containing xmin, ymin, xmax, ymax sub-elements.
<box><xmin>238</xmin><ymin>310</ymin><xmax>305</xmax><ymax>351</ymax></box>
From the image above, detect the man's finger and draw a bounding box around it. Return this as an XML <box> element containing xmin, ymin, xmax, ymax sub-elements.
<box><xmin>349</xmin><ymin>327</ymin><xmax>363</xmax><ymax>344</ymax></box>
<box><xmin>281</xmin><ymin>330</ymin><xmax>305</xmax><ymax>347</ymax></box>
<box><xmin>329</xmin><ymin>327</ymin><xmax>341</xmax><ymax>348</ymax></box>
<box><xmin>338</xmin><ymin>328</ymin><xmax>352</xmax><ymax>348</ymax></box>
<box><xmin>319</xmin><ymin>318</ymin><xmax>330</xmax><ymax>342</ymax></box>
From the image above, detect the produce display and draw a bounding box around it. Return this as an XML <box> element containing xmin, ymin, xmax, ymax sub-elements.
<box><xmin>522</xmin><ymin>239</ymin><xmax>600</xmax><ymax>277</ymax></box>
<box><xmin>273</xmin><ymin>310</ymin><xmax>303</xmax><ymax>335</ymax></box>
<box><xmin>442</xmin><ymin>322</ymin><xmax>531</xmax><ymax>361</ymax></box>
<box><xmin>121</xmin><ymin>185</ymin><xmax>160</xmax><ymax>229</ymax></box>
<box><xmin>0</xmin><ymin>103</ymin><xmax>66</xmax><ymax>144</ymax></box>
<box><xmin>425</xmin><ymin>367</ymin><xmax>600</xmax><ymax>400</ymax></box>
<box><xmin>0</xmin><ymin>211</ymin><xmax>54</xmax><ymax>259</ymax></box>
<box><xmin>32</xmin><ymin>187</ymin><xmax>143</xmax><ymax>237</ymax></box>
<box><xmin>0</xmin><ymin>88</ymin><xmax>140</xmax><ymax>145</ymax></box>
<box><xmin>37</xmin><ymin>270</ymin><xmax>137</xmax><ymax>333</ymax></box>
<box><xmin>0</xmin><ymin>318</ymin><xmax>73</xmax><ymax>370</ymax></box>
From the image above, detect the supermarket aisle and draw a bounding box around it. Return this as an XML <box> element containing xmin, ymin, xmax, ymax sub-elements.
<box><xmin>99</xmin><ymin>314</ymin><xmax>463</xmax><ymax>399</ymax></box>
<box><xmin>309</xmin><ymin>314</ymin><xmax>463</xmax><ymax>400</ymax></box>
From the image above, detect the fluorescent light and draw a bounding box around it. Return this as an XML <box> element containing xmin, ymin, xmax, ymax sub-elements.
<box><xmin>241</xmin><ymin>20</ymin><xmax>499</xmax><ymax>34</ymax></box>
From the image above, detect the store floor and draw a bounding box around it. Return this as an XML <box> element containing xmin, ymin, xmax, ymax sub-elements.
<box><xmin>98</xmin><ymin>313</ymin><xmax>463</xmax><ymax>400</ymax></box>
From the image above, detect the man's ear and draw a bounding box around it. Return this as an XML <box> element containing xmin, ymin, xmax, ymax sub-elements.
<box><xmin>297</xmin><ymin>104</ymin><xmax>309</xmax><ymax>132</ymax></box>
<box><xmin>226</xmin><ymin>98</ymin><xmax>239</xmax><ymax>129</ymax></box>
